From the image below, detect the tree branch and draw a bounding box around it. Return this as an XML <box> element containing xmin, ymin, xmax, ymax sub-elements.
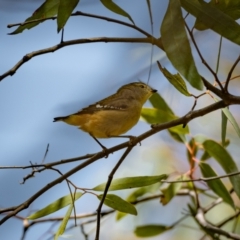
<box><xmin>185</xmin><ymin>24</ymin><xmax>224</xmax><ymax>91</ymax></box>
<box><xmin>8</xmin><ymin>11</ymin><xmax>152</xmax><ymax>38</ymax></box>
<box><xmin>0</xmin><ymin>37</ymin><xmax>160</xmax><ymax>81</ymax></box>
<box><xmin>224</xmin><ymin>54</ymin><xmax>240</xmax><ymax>92</ymax></box>
<box><xmin>95</xmin><ymin>146</ymin><xmax>133</xmax><ymax>240</ymax></box>
<box><xmin>1</xmin><ymin>97</ymin><xmax>238</xmax><ymax>224</ymax></box>
<box><xmin>162</xmin><ymin>171</ymin><xmax>240</xmax><ymax>183</ymax></box>
<box><xmin>195</xmin><ymin>209</ymin><xmax>240</xmax><ymax>239</ymax></box>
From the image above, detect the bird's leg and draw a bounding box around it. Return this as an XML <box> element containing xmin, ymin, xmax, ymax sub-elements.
<box><xmin>90</xmin><ymin>134</ymin><xmax>108</xmax><ymax>157</ymax></box>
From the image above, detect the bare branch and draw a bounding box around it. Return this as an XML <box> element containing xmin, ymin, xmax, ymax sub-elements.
<box><xmin>0</xmin><ymin>153</ymin><xmax>95</xmax><ymax>169</ymax></box>
<box><xmin>7</xmin><ymin>11</ymin><xmax>152</xmax><ymax>38</ymax></box>
<box><xmin>2</xmin><ymin>93</ymin><xmax>240</xmax><ymax>225</ymax></box>
<box><xmin>41</xmin><ymin>143</ymin><xmax>49</xmax><ymax>164</ymax></box>
<box><xmin>0</xmin><ymin>37</ymin><xmax>159</xmax><ymax>82</ymax></box>
<box><xmin>95</xmin><ymin>146</ymin><xmax>133</xmax><ymax>240</ymax></box>
<box><xmin>224</xmin><ymin>55</ymin><xmax>240</xmax><ymax>92</ymax></box>
<box><xmin>217</xmin><ymin>211</ymin><xmax>240</xmax><ymax>228</ymax></box>
<box><xmin>185</xmin><ymin>24</ymin><xmax>224</xmax><ymax>91</ymax></box>
<box><xmin>161</xmin><ymin>171</ymin><xmax>240</xmax><ymax>184</ymax></box>
<box><xmin>195</xmin><ymin>209</ymin><xmax>240</xmax><ymax>239</ymax></box>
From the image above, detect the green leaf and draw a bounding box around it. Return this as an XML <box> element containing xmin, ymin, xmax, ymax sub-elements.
<box><xmin>195</xmin><ymin>0</ymin><xmax>240</xmax><ymax>30</ymax></box>
<box><xmin>222</xmin><ymin>107</ymin><xmax>240</xmax><ymax>138</ymax></box>
<box><xmin>221</xmin><ymin>110</ymin><xmax>228</xmax><ymax>145</ymax></box>
<box><xmin>100</xmin><ymin>0</ymin><xmax>134</xmax><ymax>24</ymax></box>
<box><xmin>160</xmin><ymin>176</ymin><xmax>183</xmax><ymax>205</ymax></box>
<box><xmin>141</xmin><ymin>108</ymin><xmax>189</xmax><ymax>134</ymax></box>
<box><xmin>116</xmin><ymin>212</ymin><xmax>127</xmax><ymax>221</ymax></box>
<box><xmin>168</xmin><ymin>129</ymin><xmax>186</xmax><ymax>143</ymax></box>
<box><xmin>98</xmin><ymin>194</ymin><xmax>137</xmax><ymax>215</ymax></box>
<box><xmin>160</xmin><ymin>0</ymin><xmax>203</xmax><ymax>90</ymax></box>
<box><xmin>54</xmin><ymin>203</ymin><xmax>74</xmax><ymax>240</ymax></box>
<box><xmin>10</xmin><ymin>0</ymin><xmax>60</xmax><ymax>34</ymax></box>
<box><xmin>180</xmin><ymin>0</ymin><xmax>240</xmax><ymax>45</ymax></box>
<box><xmin>186</xmin><ymin>138</ymin><xmax>198</xmax><ymax>163</ymax></box>
<box><xmin>149</xmin><ymin>92</ymin><xmax>174</xmax><ymax>115</ymax></box>
<box><xmin>157</xmin><ymin>62</ymin><xmax>192</xmax><ymax>96</ymax></box>
<box><xmin>135</xmin><ymin>225</ymin><xmax>170</xmax><ymax>237</ymax></box>
<box><xmin>116</xmin><ymin>183</ymin><xmax>161</xmax><ymax>220</ymax></box>
<box><xmin>148</xmin><ymin>93</ymin><xmax>187</xmax><ymax>142</ymax></box>
<box><xmin>141</xmin><ymin>108</ymin><xmax>176</xmax><ymax>123</ymax></box>
<box><xmin>93</xmin><ymin>174</ymin><xmax>167</xmax><ymax>191</ymax></box>
<box><xmin>57</xmin><ymin>0</ymin><xmax>79</xmax><ymax>32</ymax></box>
<box><xmin>203</xmin><ymin>140</ymin><xmax>240</xmax><ymax>198</ymax></box>
<box><xmin>129</xmin><ymin>184</ymin><xmax>161</xmax><ymax>202</ymax></box>
<box><xmin>199</xmin><ymin>162</ymin><xmax>235</xmax><ymax>209</ymax></box>
<box><xmin>214</xmin><ymin>97</ymin><xmax>240</xmax><ymax>138</ymax></box>
<box><xmin>146</xmin><ymin>0</ymin><xmax>153</xmax><ymax>25</ymax></box>
<box><xmin>200</xmin><ymin>151</ymin><xmax>211</xmax><ymax>161</ymax></box>
<box><xmin>28</xmin><ymin>192</ymin><xmax>82</xmax><ymax>219</ymax></box>
<box><xmin>193</xmin><ymin>134</ymin><xmax>208</xmax><ymax>144</ymax></box>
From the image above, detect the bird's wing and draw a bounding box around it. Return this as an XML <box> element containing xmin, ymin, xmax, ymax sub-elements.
<box><xmin>74</xmin><ymin>95</ymin><xmax>131</xmax><ymax>115</ymax></box>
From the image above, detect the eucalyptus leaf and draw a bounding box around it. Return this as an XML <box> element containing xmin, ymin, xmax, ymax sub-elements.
<box><xmin>161</xmin><ymin>0</ymin><xmax>202</xmax><ymax>90</ymax></box>
<box><xmin>199</xmin><ymin>162</ymin><xmax>235</xmax><ymax>209</ymax></box>
<box><xmin>54</xmin><ymin>203</ymin><xmax>74</xmax><ymax>239</ymax></box>
<box><xmin>203</xmin><ymin>140</ymin><xmax>240</xmax><ymax>198</ymax></box>
<box><xmin>160</xmin><ymin>176</ymin><xmax>183</xmax><ymax>205</ymax></box>
<box><xmin>28</xmin><ymin>192</ymin><xmax>82</xmax><ymax>219</ymax></box>
<box><xmin>186</xmin><ymin>138</ymin><xmax>198</xmax><ymax>163</ymax></box>
<box><xmin>221</xmin><ymin>110</ymin><xmax>228</xmax><ymax>145</ymax></box>
<box><xmin>93</xmin><ymin>174</ymin><xmax>167</xmax><ymax>191</ymax></box>
<box><xmin>157</xmin><ymin>62</ymin><xmax>192</xmax><ymax>96</ymax></box>
<box><xmin>135</xmin><ymin>224</ymin><xmax>170</xmax><ymax>237</ymax></box>
<box><xmin>195</xmin><ymin>0</ymin><xmax>240</xmax><ymax>30</ymax></box>
<box><xmin>180</xmin><ymin>0</ymin><xmax>240</xmax><ymax>45</ymax></box>
<box><xmin>57</xmin><ymin>0</ymin><xmax>79</xmax><ymax>32</ymax></box>
<box><xmin>98</xmin><ymin>194</ymin><xmax>137</xmax><ymax>215</ymax></box>
<box><xmin>148</xmin><ymin>93</ymin><xmax>188</xmax><ymax>142</ymax></box>
<box><xmin>100</xmin><ymin>0</ymin><xmax>134</xmax><ymax>24</ymax></box>
<box><xmin>141</xmin><ymin>108</ymin><xmax>189</xmax><ymax>134</ymax></box>
<box><xmin>10</xmin><ymin>0</ymin><xmax>60</xmax><ymax>34</ymax></box>
<box><xmin>222</xmin><ymin>107</ymin><xmax>240</xmax><ymax>138</ymax></box>
<box><xmin>168</xmin><ymin>130</ymin><xmax>186</xmax><ymax>143</ymax></box>
<box><xmin>116</xmin><ymin>183</ymin><xmax>161</xmax><ymax>220</ymax></box>
<box><xmin>214</xmin><ymin>98</ymin><xmax>240</xmax><ymax>138</ymax></box>
<box><xmin>149</xmin><ymin>93</ymin><xmax>174</xmax><ymax>115</ymax></box>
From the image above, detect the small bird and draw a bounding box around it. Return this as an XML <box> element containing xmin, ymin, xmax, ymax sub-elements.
<box><xmin>53</xmin><ymin>82</ymin><xmax>157</xmax><ymax>149</ymax></box>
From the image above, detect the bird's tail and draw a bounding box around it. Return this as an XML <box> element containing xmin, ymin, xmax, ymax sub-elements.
<box><xmin>53</xmin><ymin>116</ymin><xmax>68</xmax><ymax>122</ymax></box>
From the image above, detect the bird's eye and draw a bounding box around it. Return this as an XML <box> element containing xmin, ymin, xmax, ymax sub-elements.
<box><xmin>140</xmin><ymin>85</ymin><xmax>144</xmax><ymax>88</ymax></box>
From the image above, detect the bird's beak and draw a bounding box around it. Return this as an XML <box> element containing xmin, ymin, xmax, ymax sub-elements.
<box><xmin>151</xmin><ymin>88</ymin><xmax>157</xmax><ymax>93</ymax></box>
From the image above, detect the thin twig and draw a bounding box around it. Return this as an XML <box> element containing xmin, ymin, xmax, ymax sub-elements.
<box><xmin>146</xmin><ymin>0</ymin><xmax>154</xmax><ymax>85</ymax></box>
<box><xmin>190</xmin><ymin>92</ymin><xmax>207</xmax><ymax>111</ymax></box>
<box><xmin>95</xmin><ymin>146</ymin><xmax>133</xmax><ymax>240</ymax></box>
<box><xmin>0</xmin><ymin>37</ymin><xmax>159</xmax><ymax>81</ymax></box>
<box><xmin>1</xmin><ymin>98</ymin><xmax>240</xmax><ymax>224</ymax></box>
<box><xmin>41</xmin><ymin>143</ymin><xmax>49</xmax><ymax>164</ymax></box>
<box><xmin>60</xmin><ymin>28</ymin><xmax>64</xmax><ymax>43</ymax></box>
<box><xmin>217</xmin><ymin>211</ymin><xmax>240</xmax><ymax>228</ymax></box>
<box><xmin>80</xmin><ymin>221</ymin><xmax>89</xmax><ymax>240</ymax></box>
<box><xmin>185</xmin><ymin>23</ymin><xmax>224</xmax><ymax>91</ymax></box>
<box><xmin>46</xmin><ymin>167</ymin><xmax>78</xmax><ymax>226</ymax></box>
<box><xmin>161</xmin><ymin>171</ymin><xmax>240</xmax><ymax>183</ymax></box>
<box><xmin>7</xmin><ymin>11</ymin><xmax>152</xmax><ymax>38</ymax></box>
<box><xmin>224</xmin><ymin>55</ymin><xmax>240</xmax><ymax>92</ymax></box>
<box><xmin>215</xmin><ymin>36</ymin><xmax>222</xmax><ymax>74</ymax></box>
<box><xmin>0</xmin><ymin>153</ymin><xmax>95</xmax><ymax>169</ymax></box>
<box><xmin>195</xmin><ymin>208</ymin><xmax>240</xmax><ymax>239</ymax></box>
